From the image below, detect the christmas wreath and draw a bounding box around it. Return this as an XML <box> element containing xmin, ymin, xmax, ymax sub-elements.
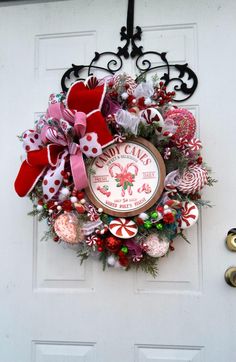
<box><xmin>15</xmin><ymin>74</ymin><xmax>214</xmax><ymax>277</ymax></box>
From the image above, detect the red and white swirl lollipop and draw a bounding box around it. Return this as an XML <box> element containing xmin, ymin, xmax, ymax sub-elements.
<box><xmin>188</xmin><ymin>138</ymin><xmax>202</xmax><ymax>152</ymax></box>
<box><xmin>178</xmin><ymin>164</ymin><xmax>208</xmax><ymax>194</ymax></box>
<box><xmin>164</xmin><ymin>108</ymin><xmax>196</xmax><ymax>140</ymax></box>
<box><xmin>178</xmin><ymin>201</ymin><xmax>199</xmax><ymax>229</ymax></box>
<box><xmin>109</xmin><ymin>218</ymin><xmax>138</xmax><ymax>239</ymax></box>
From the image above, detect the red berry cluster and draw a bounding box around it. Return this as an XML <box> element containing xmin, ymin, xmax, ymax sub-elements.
<box><xmin>152</xmin><ymin>82</ymin><xmax>175</xmax><ymax>106</ymax></box>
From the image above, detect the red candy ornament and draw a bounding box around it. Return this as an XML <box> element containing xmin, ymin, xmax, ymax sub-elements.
<box><xmin>105</xmin><ymin>236</ymin><xmax>122</xmax><ymax>253</ymax></box>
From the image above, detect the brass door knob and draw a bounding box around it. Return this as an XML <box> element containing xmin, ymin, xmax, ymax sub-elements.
<box><xmin>225</xmin><ymin>267</ymin><xmax>236</xmax><ymax>287</ymax></box>
<box><xmin>226</xmin><ymin>229</ymin><xmax>236</xmax><ymax>251</ymax></box>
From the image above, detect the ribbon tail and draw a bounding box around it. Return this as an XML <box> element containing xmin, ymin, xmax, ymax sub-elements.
<box><xmin>14</xmin><ymin>160</ymin><xmax>46</xmax><ymax>197</ymax></box>
<box><xmin>43</xmin><ymin>151</ymin><xmax>68</xmax><ymax>201</ymax></box>
<box><xmin>70</xmin><ymin>152</ymin><xmax>88</xmax><ymax>190</ymax></box>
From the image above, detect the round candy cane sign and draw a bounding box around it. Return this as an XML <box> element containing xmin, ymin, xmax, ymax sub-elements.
<box><xmin>86</xmin><ymin>138</ymin><xmax>166</xmax><ymax>217</ymax></box>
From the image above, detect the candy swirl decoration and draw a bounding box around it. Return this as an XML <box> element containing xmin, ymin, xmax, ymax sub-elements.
<box><xmin>14</xmin><ymin>74</ymin><xmax>214</xmax><ymax>278</ymax></box>
<box><xmin>178</xmin><ymin>164</ymin><xmax>208</xmax><ymax>195</ymax></box>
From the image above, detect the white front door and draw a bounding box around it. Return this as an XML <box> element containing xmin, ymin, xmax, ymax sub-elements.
<box><xmin>1</xmin><ymin>1</ymin><xmax>236</xmax><ymax>361</ymax></box>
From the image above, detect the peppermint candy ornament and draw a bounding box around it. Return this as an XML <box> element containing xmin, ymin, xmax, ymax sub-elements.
<box><xmin>86</xmin><ymin>235</ymin><xmax>99</xmax><ymax>246</ymax></box>
<box><xmin>188</xmin><ymin>138</ymin><xmax>202</xmax><ymax>152</ymax></box>
<box><xmin>178</xmin><ymin>164</ymin><xmax>208</xmax><ymax>194</ymax></box>
<box><xmin>145</xmin><ymin>234</ymin><xmax>169</xmax><ymax>257</ymax></box>
<box><xmin>178</xmin><ymin>201</ymin><xmax>199</xmax><ymax>229</ymax></box>
<box><xmin>164</xmin><ymin>108</ymin><xmax>196</xmax><ymax>140</ymax></box>
<box><xmin>140</xmin><ymin>108</ymin><xmax>164</xmax><ymax>133</ymax></box>
<box><xmin>109</xmin><ymin>218</ymin><xmax>138</xmax><ymax>239</ymax></box>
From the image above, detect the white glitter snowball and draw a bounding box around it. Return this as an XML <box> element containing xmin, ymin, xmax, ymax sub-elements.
<box><xmin>145</xmin><ymin>234</ymin><xmax>169</xmax><ymax>258</ymax></box>
<box><xmin>60</xmin><ymin>187</ymin><xmax>70</xmax><ymax>196</ymax></box>
<box><xmin>139</xmin><ymin>212</ymin><xmax>149</xmax><ymax>221</ymax></box>
<box><xmin>121</xmin><ymin>92</ymin><xmax>128</xmax><ymax>100</ymax></box>
<box><xmin>107</xmin><ymin>255</ymin><xmax>116</xmax><ymax>266</ymax></box>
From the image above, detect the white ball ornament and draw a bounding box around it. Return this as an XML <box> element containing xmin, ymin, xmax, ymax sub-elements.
<box><xmin>139</xmin><ymin>212</ymin><xmax>149</xmax><ymax>221</ymax></box>
<box><xmin>80</xmin><ymin>199</ymin><xmax>86</xmax><ymax>204</ymax></box>
<box><xmin>144</xmin><ymin>97</ymin><xmax>152</xmax><ymax>106</ymax></box>
<box><xmin>36</xmin><ymin>205</ymin><xmax>43</xmax><ymax>211</ymax></box>
<box><xmin>145</xmin><ymin>234</ymin><xmax>169</xmax><ymax>258</ymax></box>
<box><xmin>98</xmin><ymin>208</ymin><xmax>103</xmax><ymax>213</ymax></box>
<box><xmin>60</xmin><ymin>187</ymin><xmax>70</xmax><ymax>196</ymax></box>
<box><xmin>70</xmin><ymin>196</ymin><xmax>78</xmax><ymax>203</ymax></box>
<box><xmin>107</xmin><ymin>255</ymin><xmax>116</xmax><ymax>266</ymax></box>
<box><xmin>121</xmin><ymin>92</ymin><xmax>128</xmax><ymax>100</ymax></box>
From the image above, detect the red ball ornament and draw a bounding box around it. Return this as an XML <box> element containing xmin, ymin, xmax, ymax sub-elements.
<box><xmin>105</xmin><ymin>236</ymin><xmax>122</xmax><ymax>253</ymax></box>
<box><xmin>136</xmin><ymin>217</ymin><xmax>144</xmax><ymax>226</ymax></box>
<box><xmin>118</xmin><ymin>255</ymin><xmax>129</xmax><ymax>267</ymax></box>
<box><xmin>62</xmin><ymin>200</ymin><xmax>73</xmax><ymax>212</ymax></box>
<box><xmin>96</xmin><ymin>237</ymin><xmax>103</xmax><ymax>247</ymax></box>
<box><xmin>47</xmin><ymin>200</ymin><xmax>56</xmax><ymax>210</ymax></box>
<box><xmin>76</xmin><ymin>191</ymin><xmax>85</xmax><ymax>200</ymax></box>
<box><xmin>163</xmin><ymin>212</ymin><xmax>175</xmax><ymax>224</ymax></box>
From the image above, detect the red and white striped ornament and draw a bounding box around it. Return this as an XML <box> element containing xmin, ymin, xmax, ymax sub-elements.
<box><xmin>188</xmin><ymin>138</ymin><xmax>202</xmax><ymax>152</ymax></box>
<box><xmin>140</xmin><ymin>108</ymin><xmax>164</xmax><ymax>133</ymax></box>
<box><xmin>86</xmin><ymin>204</ymin><xmax>99</xmax><ymax>221</ymax></box>
<box><xmin>113</xmin><ymin>74</ymin><xmax>137</xmax><ymax>95</ymax></box>
<box><xmin>95</xmin><ymin>225</ymin><xmax>109</xmax><ymax>235</ymax></box>
<box><xmin>109</xmin><ymin>218</ymin><xmax>138</xmax><ymax>239</ymax></box>
<box><xmin>177</xmin><ymin>164</ymin><xmax>208</xmax><ymax>194</ymax></box>
<box><xmin>86</xmin><ymin>235</ymin><xmax>99</xmax><ymax>246</ymax></box>
<box><xmin>178</xmin><ymin>201</ymin><xmax>199</xmax><ymax>229</ymax></box>
<box><xmin>175</xmin><ymin>137</ymin><xmax>188</xmax><ymax>150</ymax></box>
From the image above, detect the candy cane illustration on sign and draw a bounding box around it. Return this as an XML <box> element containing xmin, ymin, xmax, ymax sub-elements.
<box><xmin>108</xmin><ymin>162</ymin><xmax>138</xmax><ymax>197</ymax></box>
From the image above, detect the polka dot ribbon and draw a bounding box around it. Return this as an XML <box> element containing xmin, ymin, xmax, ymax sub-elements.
<box><xmin>15</xmin><ymin>103</ymin><xmax>102</xmax><ymax>200</ymax></box>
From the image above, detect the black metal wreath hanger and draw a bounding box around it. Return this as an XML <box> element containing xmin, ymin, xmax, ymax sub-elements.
<box><xmin>61</xmin><ymin>0</ymin><xmax>198</xmax><ymax>102</ymax></box>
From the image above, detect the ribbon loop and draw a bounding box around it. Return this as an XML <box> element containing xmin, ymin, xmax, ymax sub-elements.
<box><xmin>68</xmin><ymin>142</ymin><xmax>80</xmax><ymax>155</ymax></box>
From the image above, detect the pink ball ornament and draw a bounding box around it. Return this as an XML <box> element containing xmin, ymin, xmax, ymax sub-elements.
<box><xmin>164</xmin><ymin>108</ymin><xmax>196</xmax><ymax>140</ymax></box>
<box><xmin>145</xmin><ymin>234</ymin><xmax>169</xmax><ymax>258</ymax></box>
<box><xmin>54</xmin><ymin>212</ymin><xmax>82</xmax><ymax>244</ymax></box>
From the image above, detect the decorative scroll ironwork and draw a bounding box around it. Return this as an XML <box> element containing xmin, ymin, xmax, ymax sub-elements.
<box><xmin>61</xmin><ymin>0</ymin><xmax>198</xmax><ymax>102</ymax></box>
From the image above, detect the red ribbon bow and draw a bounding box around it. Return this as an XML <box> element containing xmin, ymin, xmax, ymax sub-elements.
<box><xmin>15</xmin><ymin>105</ymin><xmax>89</xmax><ymax>200</ymax></box>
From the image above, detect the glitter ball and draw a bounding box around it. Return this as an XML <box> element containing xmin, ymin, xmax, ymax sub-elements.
<box><xmin>54</xmin><ymin>212</ymin><xmax>82</xmax><ymax>244</ymax></box>
<box><xmin>145</xmin><ymin>234</ymin><xmax>169</xmax><ymax>257</ymax></box>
